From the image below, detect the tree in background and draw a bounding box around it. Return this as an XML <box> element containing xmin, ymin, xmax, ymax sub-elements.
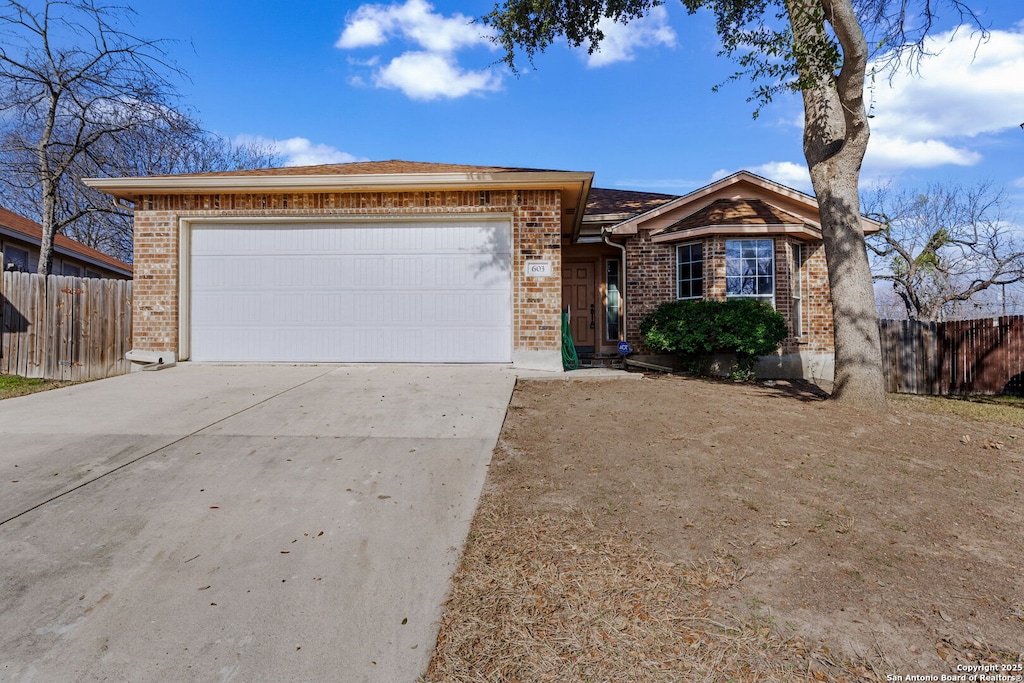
<box><xmin>482</xmin><ymin>0</ymin><xmax>982</xmax><ymax>409</ymax></box>
<box><xmin>0</xmin><ymin>1</ymin><xmax>280</xmax><ymax>269</ymax></box>
<box><xmin>865</xmin><ymin>182</ymin><xmax>1024</xmax><ymax>321</ymax></box>
<box><xmin>57</xmin><ymin>116</ymin><xmax>279</xmax><ymax>262</ymax></box>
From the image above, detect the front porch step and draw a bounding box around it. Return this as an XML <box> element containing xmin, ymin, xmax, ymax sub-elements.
<box><xmin>576</xmin><ymin>353</ymin><xmax>625</xmax><ymax>369</ymax></box>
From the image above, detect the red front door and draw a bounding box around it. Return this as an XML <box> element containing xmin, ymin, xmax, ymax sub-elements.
<box><xmin>562</xmin><ymin>261</ymin><xmax>596</xmax><ymax>349</ymax></box>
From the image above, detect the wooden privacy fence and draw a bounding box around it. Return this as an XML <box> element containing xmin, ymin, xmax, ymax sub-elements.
<box><xmin>1</xmin><ymin>271</ymin><xmax>132</xmax><ymax>381</ymax></box>
<box><xmin>879</xmin><ymin>316</ymin><xmax>1024</xmax><ymax>395</ymax></box>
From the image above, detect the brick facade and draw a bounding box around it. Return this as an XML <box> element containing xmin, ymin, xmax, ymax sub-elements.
<box><xmin>623</xmin><ymin>228</ymin><xmax>835</xmax><ymax>358</ymax></box>
<box><xmin>131</xmin><ymin>189</ymin><xmax>562</xmax><ymax>359</ymax></box>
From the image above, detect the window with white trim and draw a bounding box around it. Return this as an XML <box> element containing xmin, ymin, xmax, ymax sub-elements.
<box><xmin>676</xmin><ymin>242</ymin><xmax>703</xmax><ymax>299</ymax></box>
<box><xmin>791</xmin><ymin>243</ymin><xmax>803</xmax><ymax>337</ymax></box>
<box><xmin>725</xmin><ymin>239</ymin><xmax>774</xmax><ymax>301</ymax></box>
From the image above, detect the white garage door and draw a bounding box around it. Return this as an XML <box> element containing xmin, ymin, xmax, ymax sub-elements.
<box><xmin>189</xmin><ymin>220</ymin><xmax>512</xmax><ymax>362</ymax></box>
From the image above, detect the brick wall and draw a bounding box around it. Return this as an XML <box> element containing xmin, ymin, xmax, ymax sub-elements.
<box><xmin>624</xmin><ymin>229</ymin><xmax>835</xmax><ymax>356</ymax></box>
<box><xmin>131</xmin><ymin>189</ymin><xmax>562</xmax><ymax>357</ymax></box>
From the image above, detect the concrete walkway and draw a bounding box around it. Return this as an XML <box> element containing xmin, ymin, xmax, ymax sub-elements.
<box><xmin>0</xmin><ymin>364</ymin><xmax>516</xmax><ymax>683</ymax></box>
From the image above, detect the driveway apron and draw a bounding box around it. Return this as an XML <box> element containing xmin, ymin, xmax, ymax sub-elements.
<box><xmin>0</xmin><ymin>364</ymin><xmax>515</xmax><ymax>683</ymax></box>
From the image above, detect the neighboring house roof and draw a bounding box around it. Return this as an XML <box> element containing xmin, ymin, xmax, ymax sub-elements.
<box><xmin>609</xmin><ymin>170</ymin><xmax>883</xmax><ymax>238</ymax></box>
<box><xmin>84</xmin><ymin>159</ymin><xmax>595</xmax><ymax>240</ymax></box>
<box><xmin>0</xmin><ymin>206</ymin><xmax>133</xmax><ymax>276</ymax></box>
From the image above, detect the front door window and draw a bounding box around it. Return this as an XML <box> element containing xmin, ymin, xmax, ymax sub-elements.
<box><xmin>606</xmin><ymin>259</ymin><xmax>620</xmax><ymax>341</ymax></box>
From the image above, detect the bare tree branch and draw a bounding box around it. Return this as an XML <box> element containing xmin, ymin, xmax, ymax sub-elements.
<box><xmin>0</xmin><ymin>0</ymin><xmax>282</xmax><ymax>269</ymax></box>
<box><xmin>865</xmin><ymin>181</ymin><xmax>1023</xmax><ymax>320</ymax></box>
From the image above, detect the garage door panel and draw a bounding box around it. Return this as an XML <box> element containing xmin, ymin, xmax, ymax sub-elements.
<box><xmin>354</xmin><ymin>292</ymin><xmax>425</xmax><ymax>324</ymax></box>
<box><xmin>434</xmin><ymin>292</ymin><xmax>511</xmax><ymax>324</ymax></box>
<box><xmin>190</xmin><ymin>221</ymin><xmax>512</xmax><ymax>363</ymax></box>
<box><xmin>192</xmin><ymin>293</ymin><xmax>264</xmax><ymax>325</ymax></box>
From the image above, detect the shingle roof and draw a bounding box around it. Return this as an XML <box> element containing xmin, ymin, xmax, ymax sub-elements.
<box><xmin>149</xmin><ymin>159</ymin><xmax>566</xmax><ymax>179</ymax></box>
<box><xmin>0</xmin><ymin>206</ymin><xmax>133</xmax><ymax>274</ymax></box>
<box><xmin>585</xmin><ymin>187</ymin><xmax>679</xmax><ymax>217</ymax></box>
<box><xmin>658</xmin><ymin>198</ymin><xmax>810</xmax><ymax>236</ymax></box>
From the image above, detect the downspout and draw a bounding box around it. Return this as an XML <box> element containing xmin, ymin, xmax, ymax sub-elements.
<box><xmin>602</xmin><ymin>227</ymin><xmax>627</xmax><ymax>342</ymax></box>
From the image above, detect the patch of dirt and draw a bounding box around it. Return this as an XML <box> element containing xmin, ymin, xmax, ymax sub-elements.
<box><xmin>426</xmin><ymin>374</ymin><xmax>1024</xmax><ymax>681</ymax></box>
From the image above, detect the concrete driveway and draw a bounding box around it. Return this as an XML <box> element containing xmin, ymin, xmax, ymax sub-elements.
<box><xmin>0</xmin><ymin>364</ymin><xmax>516</xmax><ymax>683</ymax></box>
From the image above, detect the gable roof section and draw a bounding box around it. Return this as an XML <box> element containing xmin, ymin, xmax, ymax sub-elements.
<box><xmin>0</xmin><ymin>206</ymin><xmax>133</xmax><ymax>276</ymax></box>
<box><xmin>84</xmin><ymin>159</ymin><xmax>594</xmax><ymax>239</ymax></box>
<box><xmin>609</xmin><ymin>170</ymin><xmax>882</xmax><ymax>238</ymax></box>
<box><xmin>662</xmin><ymin>198</ymin><xmax>808</xmax><ymax>232</ymax></box>
<box><xmin>651</xmin><ymin>197</ymin><xmax>819</xmax><ymax>242</ymax></box>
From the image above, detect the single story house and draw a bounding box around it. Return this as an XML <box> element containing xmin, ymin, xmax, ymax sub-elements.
<box><xmin>85</xmin><ymin>161</ymin><xmax>880</xmax><ymax>378</ymax></box>
<box><xmin>0</xmin><ymin>206</ymin><xmax>133</xmax><ymax>279</ymax></box>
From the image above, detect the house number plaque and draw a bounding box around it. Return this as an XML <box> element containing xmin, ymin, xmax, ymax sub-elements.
<box><xmin>526</xmin><ymin>260</ymin><xmax>552</xmax><ymax>277</ymax></box>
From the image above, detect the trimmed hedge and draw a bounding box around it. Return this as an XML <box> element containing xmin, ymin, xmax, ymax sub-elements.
<box><xmin>639</xmin><ymin>299</ymin><xmax>788</xmax><ymax>372</ymax></box>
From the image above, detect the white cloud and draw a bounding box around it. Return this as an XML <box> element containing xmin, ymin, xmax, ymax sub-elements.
<box><xmin>337</xmin><ymin>0</ymin><xmax>493</xmax><ymax>53</ymax></box>
<box><xmin>865</xmin><ymin>133</ymin><xmax>982</xmax><ymax>170</ymax></box>
<box><xmin>748</xmin><ymin>162</ymin><xmax>812</xmax><ymax>191</ymax></box>
<box><xmin>861</xmin><ymin>26</ymin><xmax>1024</xmax><ymax>174</ymax></box>
<box><xmin>1014</xmin><ymin>177</ymin><xmax>1024</xmax><ymax>189</ymax></box>
<box><xmin>374</xmin><ymin>51</ymin><xmax>501</xmax><ymax>100</ymax></box>
<box><xmin>277</xmin><ymin>138</ymin><xmax>366</xmax><ymax>166</ymax></box>
<box><xmin>586</xmin><ymin>7</ymin><xmax>676</xmax><ymax>67</ymax></box>
<box><xmin>870</xmin><ymin>28</ymin><xmax>1024</xmax><ymax>141</ymax></box>
<box><xmin>338</xmin><ymin>17</ymin><xmax>389</xmax><ymax>49</ymax></box>
<box><xmin>336</xmin><ymin>0</ymin><xmax>500</xmax><ymax>100</ymax></box>
<box><xmin>236</xmin><ymin>135</ymin><xmax>366</xmax><ymax>167</ymax></box>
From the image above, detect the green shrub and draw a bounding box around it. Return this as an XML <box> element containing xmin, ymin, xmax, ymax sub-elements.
<box><xmin>639</xmin><ymin>299</ymin><xmax>789</xmax><ymax>377</ymax></box>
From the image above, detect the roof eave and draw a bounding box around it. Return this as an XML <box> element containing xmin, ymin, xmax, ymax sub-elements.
<box><xmin>83</xmin><ymin>171</ymin><xmax>595</xmax><ymax>200</ymax></box>
<box><xmin>85</xmin><ymin>169</ymin><xmax>593</xmax><ymax>240</ymax></box>
<box><xmin>569</xmin><ymin>176</ymin><xmax>593</xmax><ymax>242</ymax></box>
<box><xmin>582</xmin><ymin>212</ymin><xmax>638</xmax><ymax>224</ymax></box>
<box><xmin>650</xmin><ymin>224</ymin><xmax>822</xmax><ymax>243</ymax></box>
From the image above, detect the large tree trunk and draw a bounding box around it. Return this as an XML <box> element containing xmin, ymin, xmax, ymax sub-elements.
<box><xmin>811</xmin><ymin>166</ymin><xmax>886</xmax><ymax>406</ymax></box>
<box><xmin>789</xmin><ymin>0</ymin><xmax>886</xmax><ymax>409</ymax></box>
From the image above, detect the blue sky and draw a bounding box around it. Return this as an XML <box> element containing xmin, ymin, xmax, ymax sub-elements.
<box><xmin>123</xmin><ymin>0</ymin><xmax>1024</xmax><ymax>207</ymax></box>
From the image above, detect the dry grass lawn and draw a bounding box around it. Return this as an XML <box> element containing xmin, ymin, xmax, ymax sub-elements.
<box><xmin>424</xmin><ymin>374</ymin><xmax>1024</xmax><ymax>682</ymax></box>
